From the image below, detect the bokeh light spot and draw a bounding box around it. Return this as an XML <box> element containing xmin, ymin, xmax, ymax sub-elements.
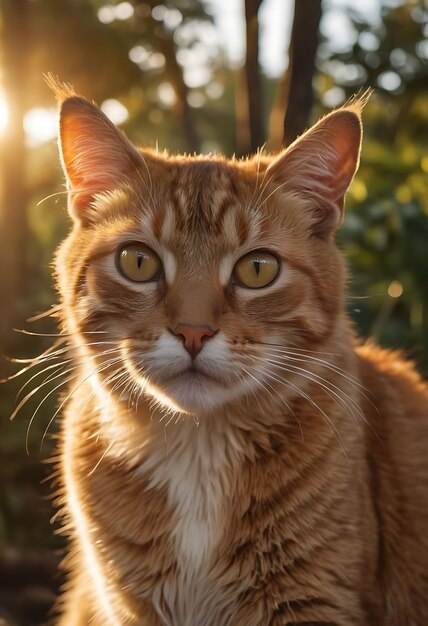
<box><xmin>359</xmin><ymin>31</ymin><xmax>379</xmax><ymax>51</ymax></box>
<box><xmin>157</xmin><ymin>82</ymin><xmax>176</xmax><ymax>108</ymax></box>
<box><xmin>101</xmin><ymin>99</ymin><xmax>129</xmax><ymax>125</ymax></box>
<box><xmin>187</xmin><ymin>91</ymin><xmax>206</xmax><ymax>108</ymax></box>
<box><xmin>377</xmin><ymin>71</ymin><xmax>401</xmax><ymax>91</ymax></box>
<box><xmin>322</xmin><ymin>86</ymin><xmax>345</xmax><ymax>107</ymax></box>
<box><xmin>388</xmin><ymin>281</ymin><xmax>403</xmax><ymax>299</ymax></box>
<box><xmin>152</xmin><ymin>5</ymin><xmax>166</xmax><ymax>21</ymax></box>
<box><xmin>115</xmin><ymin>2</ymin><xmax>134</xmax><ymax>20</ymax></box>
<box><xmin>129</xmin><ymin>45</ymin><xmax>149</xmax><ymax>65</ymax></box>
<box><xmin>350</xmin><ymin>179</ymin><xmax>368</xmax><ymax>202</ymax></box>
<box><xmin>97</xmin><ymin>5</ymin><xmax>115</xmax><ymax>24</ymax></box>
<box><xmin>396</xmin><ymin>185</ymin><xmax>412</xmax><ymax>204</ymax></box>
<box><xmin>421</xmin><ymin>156</ymin><xmax>428</xmax><ymax>174</ymax></box>
<box><xmin>206</xmin><ymin>82</ymin><xmax>224</xmax><ymax>99</ymax></box>
<box><xmin>24</xmin><ymin>108</ymin><xmax>57</xmax><ymax>147</ymax></box>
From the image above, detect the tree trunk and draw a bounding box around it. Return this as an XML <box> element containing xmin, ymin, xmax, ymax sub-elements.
<box><xmin>0</xmin><ymin>0</ymin><xmax>29</xmax><ymax>356</ymax></box>
<box><xmin>268</xmin><ymin>67</ymin><xmax>292</xmax><ymax>151</ymax></box>
<box><xmin>244</xmin><ymin>0</ymin><xmax>264</xmax><ymax>154</ymax></box>
<box><xmin>282</xmin><ymin>0</ymin><xmax>322</xmax><ymax>146</ymax></box>
<box><xmin>235</xmin><ymin>67</ymin><xmax>251</xmax><ymax>157</ymax></box>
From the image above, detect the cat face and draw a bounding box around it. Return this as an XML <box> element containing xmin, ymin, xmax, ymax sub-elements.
<box><xmin>54</xmin><ymin>87</ymin><xmax>363</xmax><ymax>416</ymax></box>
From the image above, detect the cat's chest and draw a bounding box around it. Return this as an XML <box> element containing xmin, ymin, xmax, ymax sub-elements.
<box><xmin>139</xmin><ymin>421</ymin><xmax>242</xmax><ymax>625</ymax></box>
<box><xmin>80</xmin><ymin>416</ymin><xmax>244</xmax><ymax>625</ymax></box>
<box><xmin>146</xmin><ymin>436</ymin><xmax>225</xmax><ymax>568</ymax></box>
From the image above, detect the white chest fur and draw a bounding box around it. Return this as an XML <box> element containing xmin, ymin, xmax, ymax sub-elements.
<box><xmin>141</xmin><ymin>418</ymin><xmax>243</xmax><ymax>626</ymax></box>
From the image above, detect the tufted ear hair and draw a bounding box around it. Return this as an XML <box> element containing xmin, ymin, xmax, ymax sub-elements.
<box><xmin>267</xmin><ymin>98</ymin><xmax>367</xmax><ymax>236</ymax></box>
<box><xmin>48</xmin><ymin>77</ymin><xmax>143</xmax><ymax>224</ymax></box>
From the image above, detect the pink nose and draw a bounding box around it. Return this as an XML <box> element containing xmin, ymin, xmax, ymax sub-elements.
<box><xmin>172</xmin><ymin>324</ymin><xmax>215</xmax><ymax>359</ymax></box>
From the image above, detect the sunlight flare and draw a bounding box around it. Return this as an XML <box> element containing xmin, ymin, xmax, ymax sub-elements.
<box><xmin>24</xmin><ymin>107</ymin><xmax>57</xmax><ymax>147</ymax></box>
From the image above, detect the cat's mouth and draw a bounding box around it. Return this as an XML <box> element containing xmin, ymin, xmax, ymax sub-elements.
<box><xmin>155</xmin><ymin>366</ymin><xmax>235</xmax><ymax>414</ymax></box>
<box><xmin>129</xmin><ymin>360</ymin><xmax>237</xmax><ymax>414</ymax></box>
<box><xmin>170</xmin><ymin>365</ymin><xmax>225</xmax><ymax>386</ymax></box>
<box><xmin>121</xmin><ymin>340</ymin><xmax>242</xmax><ymax>414</ymax></box>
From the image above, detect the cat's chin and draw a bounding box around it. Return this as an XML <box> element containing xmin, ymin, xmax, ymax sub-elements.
<box><xmin>141</xmin><ymin>370</ymin><xmax>241</xmax><ymax>415</ymax></box>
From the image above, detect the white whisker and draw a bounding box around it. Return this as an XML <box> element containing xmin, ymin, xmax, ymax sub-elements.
<box><xmin>241</xmin><ymin>366</ymin><xmax>304</xmax><ymax>442</ymax></box>
<box><xmin>24</xmin><ymin>354</ymin><xmax>123</xmax><ymax>454</ymax></box>
<box><xmin>246</xmin><ymin>359</ymin><xmax>349</xmax><ymax>462</ymax></box>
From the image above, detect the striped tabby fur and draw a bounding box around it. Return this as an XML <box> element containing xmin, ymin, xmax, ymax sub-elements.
<box><xmin>48</xmin><ymin>81</ymin><xmax>428</xmax><ymax>626</ymax></box>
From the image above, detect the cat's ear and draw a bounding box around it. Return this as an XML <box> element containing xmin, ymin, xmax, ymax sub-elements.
<box><xmin>267</xmin><ymin>103</ymin><xmax>364</xmax><ymax>236</ymax></box>
<box><xmin>49</xmin><ymin>79</ymin><xmax>142</xmax><ymax>223</ymax></box>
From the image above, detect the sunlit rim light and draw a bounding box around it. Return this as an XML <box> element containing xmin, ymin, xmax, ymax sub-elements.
<box><xmin>123</xmin><ymin>351</ymin><xmax>188</xmax><ymax>415</ymax></box>
<box><xmin>0</xmin><ymin>92</ymin><xmax>9</xmax><ymax>133</ymax></box>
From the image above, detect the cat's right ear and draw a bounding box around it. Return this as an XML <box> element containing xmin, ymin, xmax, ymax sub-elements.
<box><xmin>266</xmin><ymin>98</ymin><xmax>367</xmax><ymax>237</ymax></box>
<box><xmin>50</xmin><ymin>80</ymin><xmax>143</xmax><ymax>224</ymax></box>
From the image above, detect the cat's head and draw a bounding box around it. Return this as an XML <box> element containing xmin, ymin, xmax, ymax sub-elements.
<box><xmin>53</xmin><ymin>83</ymin><xmax>364</xmax><ymax>416</ymax></box>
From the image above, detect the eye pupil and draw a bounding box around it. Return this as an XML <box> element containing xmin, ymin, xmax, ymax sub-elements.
<box><xmin>118</xmin><ymin>244</ymin><xmax>162</xmax><ymax>282</ymax></box>
<box><xmin>234</xmin><ymin>250</ymin><xmax>279</xmax><ymax>289</ymax></box>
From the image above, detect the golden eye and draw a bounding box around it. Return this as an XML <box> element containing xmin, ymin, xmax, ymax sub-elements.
<box><xmin>234</xmin><ymin>251</ymin><xmax>279</xmax><ymax>289</ymax></box>
<box><xmin>118</xmin><ymin>244</ymin><xmax>162</xmax><ymax>282</ymax></box>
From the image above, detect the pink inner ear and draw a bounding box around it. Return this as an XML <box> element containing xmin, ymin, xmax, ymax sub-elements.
<box><xmin>58</xmin><ymin>97</ymin><xmax>142</xmax><ymax>221</ymax></box>
<box><xmin>326</xmin><ymin>120</ymin><xmax>362</xmax><ymax>200</ymax></box>
<box><xmin>267</xmin><ymin>108</ymin><xmax>362</xmax><ymax>233</ymax></box>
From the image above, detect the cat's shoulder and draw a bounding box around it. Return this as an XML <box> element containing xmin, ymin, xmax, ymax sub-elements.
<box><xmin>355</xmin><ymin>341</ymin><xmax>428</xmax><ymax>399</ymax></box>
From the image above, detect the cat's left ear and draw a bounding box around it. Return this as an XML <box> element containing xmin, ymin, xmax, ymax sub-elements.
<box><xmin>267</xmin><ymin>103</ymin><xmax>364</xmax><ymax>236</ymax></box>
<box><xmin>49</xmin><ymin>78</ymin><xmax>143</xmax><ymax>224</ymax></box>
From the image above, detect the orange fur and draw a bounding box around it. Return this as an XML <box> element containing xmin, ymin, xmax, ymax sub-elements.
<box><xmin>49</xmin><ymin>87</ymin><xmax>428</xmax><ymax>626</ymax></box>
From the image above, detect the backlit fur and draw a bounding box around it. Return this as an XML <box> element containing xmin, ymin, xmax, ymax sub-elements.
<box><xmin>49</xmin><ymin>84</ymin><xmax>428</xmax><ymax>626</ymax></box>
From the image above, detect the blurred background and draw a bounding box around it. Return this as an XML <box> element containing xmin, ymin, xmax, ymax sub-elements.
<box><xmin>0</xmin><ymin>0</ymin><xmax>427</xmax><ymax>623</ymax></box>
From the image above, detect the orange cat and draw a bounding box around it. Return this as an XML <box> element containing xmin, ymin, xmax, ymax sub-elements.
<box><xmin>48</xmin><ymin>81</ymin><xmax>428</xmax><ymax>625</ymax></box>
